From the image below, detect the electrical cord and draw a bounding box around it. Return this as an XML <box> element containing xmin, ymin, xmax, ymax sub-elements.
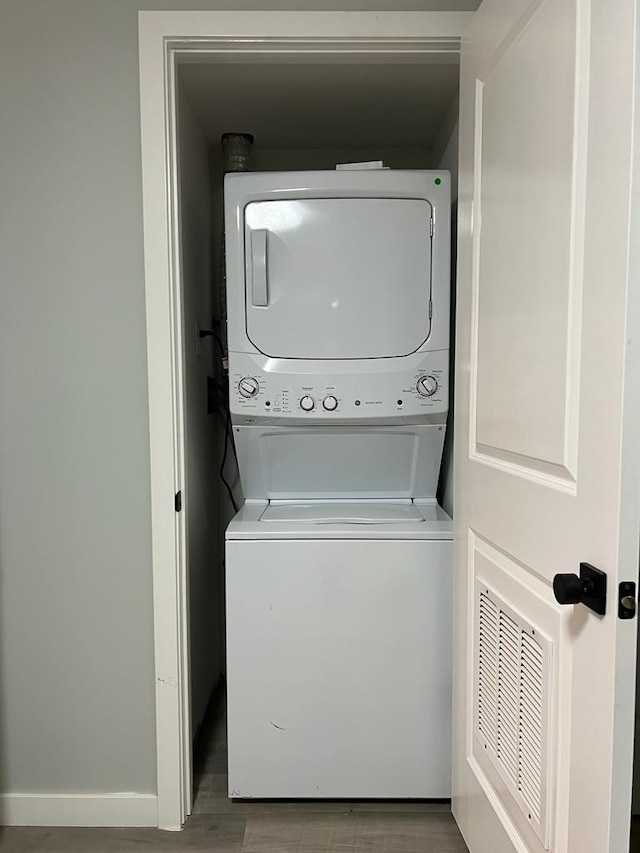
<box><xmin>219</xmin><ymin>387</ymin><xmax>240</xmax><ymax>515</ymax></box>
<box><xmin>199</xmin><ymin>326</ymin><xmax>226</xmax><ymax>362</ymax></box>
<box><xmin>201</xmin><ymin>324</ymin><xmax>239</xmax><ymax>513</ymax></box>
<box><xmin>228</xmin><ymin>407</ymin><xmax>240</xmax><ymax>468</ymax></box>
<box><xmin>220</xmin><ymin>404</ymin><xmax>239</xmax><ymax>514</ymax></box>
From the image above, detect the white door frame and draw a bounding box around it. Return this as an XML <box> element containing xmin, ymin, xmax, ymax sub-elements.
<box><xmin>138</xmin><ymin>10</ymin><xmax>473</xmax><ymax>829</ymax></box>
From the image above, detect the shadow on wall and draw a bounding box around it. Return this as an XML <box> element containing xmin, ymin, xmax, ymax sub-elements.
<box><xmin>437</xmin><ymin>197</ymin><xmax>458</xmax><ymax>518</ymax></box>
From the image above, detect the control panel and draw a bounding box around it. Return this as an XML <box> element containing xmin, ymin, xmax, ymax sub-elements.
<box><xmin>229</xmin><ymin>351</ymin><xmax>449</xmax><ymax>423</ymax></box>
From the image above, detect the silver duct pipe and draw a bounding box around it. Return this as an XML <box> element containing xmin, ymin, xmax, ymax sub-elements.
<box><xmin>218</xmin><ymin>134</ymin><xmax>254</xmax><ymax>353</ymax></box>
<box><xmin>221</xmin><ymin>132</ymin><xmax>254</xmax><ymax>173</ymax></box>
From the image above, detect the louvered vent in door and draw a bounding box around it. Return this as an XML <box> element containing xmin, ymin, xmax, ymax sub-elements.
<box><xmin>475</xmin><ymin>581</ymin><xmax>552</xmax><ymax>849</ymax></box>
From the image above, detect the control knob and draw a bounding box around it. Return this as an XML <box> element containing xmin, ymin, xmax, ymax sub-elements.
<box><xmin>300</xmin><ymin>395</ymin><xmax>315</xmax><ymax>412</ymax></box>
<box><xmin>416</xmin><ymin>375</ymin><xmax>438</xmax><ymax>398</ymax></box>
<box><xmin>323</xmin><ymin>395</ymin><xmax>338</xmax><ymax>411</ymax></box>
<box><xmin>238</xmin><ymin>376</ymin><xmax>260</xmax><ymax>398</ymax></box>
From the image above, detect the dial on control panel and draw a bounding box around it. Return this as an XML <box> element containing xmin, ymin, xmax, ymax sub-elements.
<box><xmin>300</xmin><ymin>395</ymin><xmax>315</xmax><ymax>412</ymax></box>
<box><xmin>323</xmin><ymin>395</ymin><xmax>338</xmax><ymax>411</ymax></box>
<box><xmin>416</xmin><ymin>375</ymin><xmax>438</xmax><ymax>398</ymax></box>
<box><xmin>238</xmin><ymin>376</ymin><xmax>260</xmax><ymax>398</ymax></box>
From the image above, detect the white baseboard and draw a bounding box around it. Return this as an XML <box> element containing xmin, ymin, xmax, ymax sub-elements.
<box><xmin>0</xmin><ymin>793</ymin><xmax>158</xmax><ymax>827</ymax></box>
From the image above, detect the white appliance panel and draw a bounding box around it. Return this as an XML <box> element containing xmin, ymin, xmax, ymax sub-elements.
<box><xmin>225</xmin><ymin>170</ymin><xmax>451</xmax><ymax>363</ymax></box>
<box><xmin>226</xmin><ymin>538</ymin><xmax>452</xmax><ymax>799</ymax></box>
<box><xmin>259</xmin><ymin>501</ymin><xmax>424</xmax><ymax>524</ymax></box>
<box><xmin>233</xmin><ymin>424</ymin><xmax>446</xmax><ymax>501</ymax></box>
<box><xmin>226</xmin><ymin>500</ymin><xmax>453</xmax><ymax>540</ymax></box>
<box><xmin>244</xmin><ymin>198</ymin><xmax>432</xmax><ymax>360</ymax></box>
<box><xmin>229</xmin><ymin>350</ymin><xmax>448</xmax><ymax>424</ymax></box>
<box><xmin>267</xmin><ymin>431</ymin><xmax>416</xmax><ymax>495</ymax></box>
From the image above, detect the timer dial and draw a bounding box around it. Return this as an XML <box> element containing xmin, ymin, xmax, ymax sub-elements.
<box><xmin>300</xmin><ymin>395</ymin><xmax>315</xmax><ymax>412</ymax></box>
<box><xmin>416</xmin><ymin>375</ymin><xmax>438</xmax><ymax>398</ymax></box>
<box><xmin>322</xmin><ymin>395</ymin><xmax>338</xmax><ymax>411</ymax></box>
<box><xmin>238</xmin><ymin>376</ymin><xmax>260</xmax><ymax>398</ymax></box>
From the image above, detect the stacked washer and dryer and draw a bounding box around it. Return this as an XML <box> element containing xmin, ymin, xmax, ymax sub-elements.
<box><xmin>223</xmin><ymin>166</ymin><xmax>452</xmax><ymax>799</ymax></box>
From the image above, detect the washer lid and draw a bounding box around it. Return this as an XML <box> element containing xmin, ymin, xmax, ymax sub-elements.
<box><xmin>244</xmin><ymin>197</ymin><xmax>432</xmax><ymax>360</ymax></box>
<box><xmin>259</xmin><ymin>502</ymin><xmax>425</xmax><ymax>524</ymax></box>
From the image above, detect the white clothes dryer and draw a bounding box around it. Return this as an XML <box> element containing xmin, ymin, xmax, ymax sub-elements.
<box><xmin>223</xmin><ymin>168</ymin><xmax>452</xmax><ymax>799</ymax></box>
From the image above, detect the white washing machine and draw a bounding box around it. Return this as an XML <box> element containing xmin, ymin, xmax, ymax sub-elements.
<box><xmin>224</xmin><ymin>168</ymin><xmax>452</xmax><ymax>799</ymax></box>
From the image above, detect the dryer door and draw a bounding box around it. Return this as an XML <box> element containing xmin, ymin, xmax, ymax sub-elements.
<box><xmin>244</xmin><ymin>197</ymin><xmax>432</xmax><ymax>359</ymax></box>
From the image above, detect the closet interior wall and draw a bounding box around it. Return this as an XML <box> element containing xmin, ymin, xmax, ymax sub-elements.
<box><xmin>177</xmin><ymin>61</ymin><xmax>460</xmax><ymax>742</ymax></box>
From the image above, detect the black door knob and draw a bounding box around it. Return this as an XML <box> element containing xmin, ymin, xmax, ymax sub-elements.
<box><xmin>552</xmin><ymin>564</ymin><xmax>607</xmax><ymax>615</ymax></box>
<box><xmin>553</xmin><ymin>573</ymin><xmax>591</xmax><ymax>605</ymax></box>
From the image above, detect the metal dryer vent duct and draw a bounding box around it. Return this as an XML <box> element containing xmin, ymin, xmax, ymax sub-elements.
<box><xmin>218</xmin><ymin>133</ymin><xmax>254</xmax><ymax>350</ymax></box>
<box><xmin>221</xmin><ymin>133</ymin><xmax>254</xmax><ymax>173</ymax></box>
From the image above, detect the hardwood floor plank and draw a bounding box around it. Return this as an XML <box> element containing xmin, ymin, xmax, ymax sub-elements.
<box><xmin>193</xmin><ymin>774</ymin><xmax>452</xmax><ymax>817</ymax></box>
<box><xmin>0</xmin><ymin>815</ymin><xmax>246</xmax><ymax>853</ymax></box>
<box><xmin>241</xmin><ymin>812</ymin><xmax>468</xmax><ymax>853</ymax></box>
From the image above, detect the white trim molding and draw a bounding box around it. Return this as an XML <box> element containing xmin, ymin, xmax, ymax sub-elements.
<box><xmin>0</xmin><ymin>793</ymin><xmax>158</xmax><ymax>827</ymax></box>
<box><xmin>138</xmin><ymin>9</ymin><xmax>472</xmax><ymax>830</ymax></box>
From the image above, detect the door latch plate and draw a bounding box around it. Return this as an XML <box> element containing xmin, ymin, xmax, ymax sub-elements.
<box><xmin>579</xmin><ymin>562</ymin><xmax>607</xmax><ymax>616</ymax></box>
<box><xmin>618</xmin><ymin>581</ymin><xmax>636</xmax><ymax>620</ymax></box>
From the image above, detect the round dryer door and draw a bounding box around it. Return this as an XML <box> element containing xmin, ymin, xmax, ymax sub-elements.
<box><xmin>244</xmin><ymin>197</ymin><xmax>433</xmax><ymax>360</ymax></box>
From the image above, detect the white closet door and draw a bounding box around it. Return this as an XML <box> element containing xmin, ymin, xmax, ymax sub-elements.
<box><xmin>244</xmin><ymin>197</ymin><xmax>432</xmax><ymax>359</ymax></box>
<box><xmin>453</xmin><ymin>0</ymin><xmax>640</xmax><ymax>852</ymax></box>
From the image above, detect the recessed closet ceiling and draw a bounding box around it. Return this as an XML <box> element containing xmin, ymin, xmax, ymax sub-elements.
<box><xmin>178</xmin><ymin>62</ymin><xmax>459</xmax><ymax>150</ymax></box>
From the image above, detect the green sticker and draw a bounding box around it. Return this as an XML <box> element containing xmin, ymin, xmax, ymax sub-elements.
<box><xmin>434</xmin><ymin>177</ymin><xmax>442</xmax><ymax>185</ymax></box>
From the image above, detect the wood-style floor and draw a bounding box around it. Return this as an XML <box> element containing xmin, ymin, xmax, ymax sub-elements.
<box><xmin>0</xmin><ymin>686</ymin><xmax>470</xmax><ymax>852</ymax></box>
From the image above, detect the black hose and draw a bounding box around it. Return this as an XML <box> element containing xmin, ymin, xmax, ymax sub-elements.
<box><xmin>220</xmin><ymin>403</ymin><xmax>239</xmax><ymax>514</ymax></box>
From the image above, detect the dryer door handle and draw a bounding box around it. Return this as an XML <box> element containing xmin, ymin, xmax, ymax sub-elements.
<box><xmin>250</xmin><ymin>229</ymin><xmax>269</xmax><ymax>307</ymax></box>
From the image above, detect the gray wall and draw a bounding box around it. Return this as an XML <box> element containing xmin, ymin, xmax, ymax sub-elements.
<box><xmin>0</xmin><ymin>0</ymin><xmax>478</xmax><ymax>799</ymax></box>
